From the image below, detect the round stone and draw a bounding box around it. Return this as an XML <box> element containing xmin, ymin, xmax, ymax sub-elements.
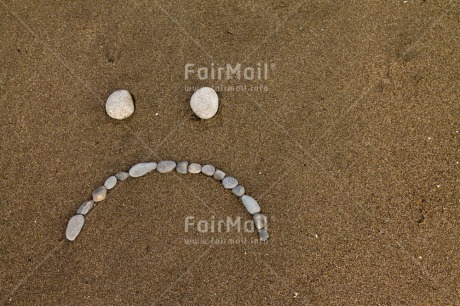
<box><xmin>201</xmin><ymin>164</ymin><xmax>216</xmax><ymax>176</ymax></box>
<box><xmin>232</xmin><ymin>185</ymin><xmax>245</xmax><ymax>197</ymax></box>
<box><xmin>213</xmin><ymin>170</ymin><xmax>225</xmax><ymax>181</ymax></box>
<box><xmin>76</xmin><ymin>200</ymin><xmax>94</xmax><ymax>215</ymax></box>
<box><xmin>188</xmin><ymin>163</ymin><xmax>202</xmax><ymax>173</ymax></box>
<box><xmin>222</xmin><ymin>176</ymin><xmax>238</xmax><ymax>189</ymax></box>
<box><xmin>253</xmin><ymin>214</ymin><xmax>268</xmax><ymax>230</ymax></box>
<box><xmin>66</xmin><ymin>214</ymin><xmax>85</xmax><ymax>241</ymax></box>
<box><xmin>129</xmin><ymin>162</ymin><xmax>157</xmax><ymax>177</ymax></box>
<box><xmin>115</xmin><ymin>171</ymin><xmax>130</xmax><ymax>181</ymax></box>
<box><xmin>157</xmin><ymin>160</ymin><xmax>177</xmax><ymax>173</ymax></box>
<box><xmin>241</xmin><ymin>195</ymin><xmax>260</xmax><ymax>214</ymax></box>
<box><xmin>92</xmin><ymin>186</ymin><xmax>107</xmax><ymax>202</ymax></box>
<box><xmin>104</xmin><ymin>176</ymin><xmax>117</xmax><ymax>190</ymax></box>
<box><xmin>105</xmin><ymin>89</ymin><xmax>135</xmax><ymax>120</ymax></box>
<box><xmin>190</xmin><ymin>87</ymin><xmax>219</xmax><ymax>119</ymax></box>
<box><xmin>176</xmin><ymin>161</ymin><xmax>189</xmax><ymax>174</ymax></box>
<box><xmin>258</xmin><ymin>229</ymin><xmax>269</xmax><ymax>241</ymax></box>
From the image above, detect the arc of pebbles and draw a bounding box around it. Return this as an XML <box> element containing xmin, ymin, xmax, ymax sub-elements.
<box><xmin>66</xmin><ymin>161</ymin><xmax>269</xmax><ymax>242</ymax></box>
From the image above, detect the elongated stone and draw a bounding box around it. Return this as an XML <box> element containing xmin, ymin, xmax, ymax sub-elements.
<box><xmin>129</xmin><ymin>162</ymin><xmax>157</xmax><ymax>177</ymax></box>
<box><xmin>188</xmin><ymin>163</ymin><xmax>202</xmax><ymax>173</ymax></box>
<box><xmin>157</xmin><ymin>160</ymin><xmax>176</xmax><ymax>173</ymax></box>
<box><xmin>201</xmin><ymin>164</ymin><xmax>216</xmax><ymax>176</ymax></box>
<box><xmin>104</xmin><ymin>176</ymin><xmax>117</xmax><ymax>189</ymax></box>
<box><xmin>213</xmin><ymin>170</ymin><xmax>225</xmax><ymax>181</ymax></box>
<box><xmin>66</xmin><ymin>214</ymin><xmax>85</xmax><ymax>241</ymax></box>
<box><xmin>258</xmin><ymin>229</ymin><xmax>269</xmax><ymax>241</ymax></box>
<box><xmin>176</xmin><ymin>161</ymin><xmax>189</xmax><ymax>174</ymax></box>
<box><xmin>253</xmin><ymin>214</ymin><xmax>267</xmax><ymax>230</ymax></box>
<box><xmin>115</xmin><ymin>171</ymin><xmax>129</xmax><ymax>181</ymax></box>
<box><xmin>76</xmin><ymin>200</ymin><xmax>94</xmax><ymax>215</ymax></box>
<box><xmin>92</xmin><ymin>186</ymin><xmax>107</xmax><ymax>202</ymax></box>
<box><xmin>222</xmin><ymin>176</ymin><xmax>238</xmax><ymax>189</ymax></box>
<box><xmin>232</xmin><ymin>185</ymin><xmax>245</xmax><ymax>197</ymax></box>
<box><xmin>241</xmin><ymin>195</ymin><xmax>260</xmax><ymax>214</ymax></box>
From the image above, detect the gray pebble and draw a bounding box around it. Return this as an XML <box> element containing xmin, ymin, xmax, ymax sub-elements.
<box><xmin>104</xmin><ymin>176</ymin><xmax>117</xmax><ymax>190</ymax></box>
<box><xmin>157</xmin><ymin>160</ymin><xmax>177</xmax><ymax>173</ymax></box>
<box><xmin>92</xmin><ymin>186</ymin><xmax>107</xmax><ymax>202</ymax></box>
<box><xmin>213</xmin><ymin>169</ymin><xmax>225</xmax><ymax>180</ymax></box>
<box><xmin>201</xmin><ymin>164</ymin><xmax>216</xmax><ymax>176</ymax></box>
<box><xmin>176</xmin><ymin>161</ymin><xmax>189</xmax><ymax>174</ymax></box>
<box><xmin>232</xmin><ymin>185</ymin><xmax>245</xmax><ymax>197</ymax></box>
<box><xmin>253</xmin><ymin>213</ymin><xmax>267</xmax><ymax>230</ymax></box>
<box><xmin>115</xmin><ymin>171</ymin><xmax>130</xmax><ymax>181</ymax></box>
<box><xmin>188</xmin><ymin>163</ymin><xmax>202</xmax><ymax>173</ymax></box>
<box><xmin>129</xmin><ymin>162</ymin><xmax>157</xmax><ymax>177</ymax></box>
<box><xmin>258</xmin><ymin>229</ymin><xmax>269</xmax><ymax>241</ymax></box>
<box><xmin>76</xmin><ymin>200</ymin><xmax>94</xmax><ymax>215</ymax></box>
<box><xmin>66</xmin><ymin>214</ymin><xmax>85</xmax><ymax>241</ymax></box>
<box><xmin>222</xmin><ymin>176</ymin><xmax>238</xmax><ymax>189</ymax></box>
<box><xmin>241</xmin><ymin>195</ymin><xmax>260</xmax><ymax>214</ymax></box>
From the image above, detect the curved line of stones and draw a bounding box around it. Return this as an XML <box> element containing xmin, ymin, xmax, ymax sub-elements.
<box><xmin>65</xmin><ymin>160</ymin><xmax>269</xmax><ymax>242</ymax></box>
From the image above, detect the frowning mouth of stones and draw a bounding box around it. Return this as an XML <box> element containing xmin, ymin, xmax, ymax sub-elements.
<box><xmin>65</xmin><ymin>160</ymin><xmax>270</xmax><ymax>242</ymax></box>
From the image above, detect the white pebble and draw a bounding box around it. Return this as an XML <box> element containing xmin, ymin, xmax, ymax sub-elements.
<box><xmin>92</xmin><ymin>186</ymin><xmax>107</xmax><ymax>202</ymax></box>
<box><xmin>129</xmin><ymin>162</ymin><xmax>157</xmax><ymax>177</ymax></box>
<box><xmin>176</xmin><ymin>161</ymin><xmax>189</xmax><ymax>174</ymax></box>
<box><xmin>66</xmin><ymin>214</ymin><xmax>85</xmax><ymax>241</ymax></box>
<box><xmin>213</xmin><ymin>170</ymin><xmax>225</xmax><ymax>181</ymax></box>
<box><xmin>115</xmin><ymin>172</ymin><xmax>129</xmax><ymax>181</ymax></box>
<box><xmin>76</xmin><ymin>200</ymin><xmax>94</xmax><ymax>215</ymax></box>
<box><xmin>157</xmin><ymin>160</ymin><xmax>177</xmax><ymax>173</ymax></box>
<box><xmin>190</xmin><ymin>87</ymin><xmax>219</xmax><ymax>119</ymax></box>
<box><xmin>232</xmin><ymin>185</ymin><xmax>245</xmax><ymax>196</ymax></box>
<box><xmin>258</xmin><ymin>229</ymin><xmax>269</xmax><ymax>241</ymax></box>
<box><xmin>241</xmin><ymin>195</ymin><xmax>260</xmax><ymax>214</ymax></box>
<box><xmin>222</xmin><ymin>176</ymin><xmax>238</xmax><ymax>189</ymax></box>
<box><xmin>188</xmin><ymin>163</ymin><xmax>202</xmax><ymax>173</ymax></box>
<box><xmin>105</xmin><ymin>89</ymin><xmax>135</xmax><ymax>120</ymax></box>
<box><xmin>104</xmin><ymin>176</ymin><xmax>117</xmax><ymax>189</ymax></box>
<box><xmin>201</xmin><ymin>164</ymin><xmax>216</xmax><ymax>176</ymax></box>
<box><xmin>253</xmin><ymin>214</ymin><xmax>267</xmax><ymax>230</ymax></box>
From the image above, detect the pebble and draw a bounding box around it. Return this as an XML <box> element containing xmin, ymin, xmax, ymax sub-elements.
<box><xmin>104</xmin><ymin>176</ymin><xmax>117</xmax><ymax>189</ymax></box>
<box><xmin>241</xmin><ymin>195</ymin><xmax>260</xmax><ymax>214</ymax></box>
<box><xmin>157</xmin><ymin>160</ymin><xmax>177</xmax><ymax>173</ymax></box>
<box><xmin>129</xmin><ymin>162</ymin><xmax>157</xmax><ymax>177</ymax></box>
<box><xmin>201</xmin><ymin>164</ymin><xmax>216</xmax><ymax>176</ymax></box>
<box><xmin>176</xmin><ymin>161</ymin><xmax>189</xmax><ymax>174</ymax></box>
<box><xmin>66</xmin><ymin>214</ymin><xmax>85</xmax><ymax>241</ymax></box>
<box><xmin>232</xmin><ymin>185</ymin><xmax>245</xmax><ymax>197</ymax></box>
<box><xmin>92</xmin><ymin>186</ymin><xmax>107</xmax><ymax>202</ymax></box>
<box><xmin>258</xmin><ymin>229</ymin><xmax>269</xmax><ymax>241</ymax></box>
<box><xmin>115</xmin><ymin>171</ymin><xmax>129</xmax><ymax>181</ymax></box>
<box><xmin>188</xmin><ymin>163</ymin><xmax>202</xmax><ymax>173</ymax></box>
<box><xmin>253</xmin><ymin>213</ymin><xmax>267</xmax><ymax>230</ymax></box>
<box><xmin>76</xmin><ymin>200</ymin><xmax>94</xmax><ymax>215</ymax></box>
<box><xmin>213</xmin><ymin>169</ymin><xmax>225</xmax><ymax>181</ymax></box>
<box><xmin>105</xmin><ymin>89</ymin><xmax>135</xmax><ymax>120</ymax></box>
<box><xmin>222</xmin><ymin>176</ymin><xmax>238</xmax><ymax>189</ymax></box>
<box><xmin>190</xmin><ymin>87</ymin><xmax>219</xmax><ymax>119</ymax></box>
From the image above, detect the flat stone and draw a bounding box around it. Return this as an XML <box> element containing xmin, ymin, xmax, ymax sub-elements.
<box><xmin>188</xmin><ymin>163</ymin><xmax>202</xmax><ymax>173</ymax></box>
<box><xmin>253</xmin><ymin>214</ymin><xmax>268</xmax><ymax>230</ymax></box>
<box><xmin>105</xmin><ymin>89</ymin><xmax>135</xmax><ymax>120</ymax></box>
<box><xmin>213</xmin><ymin>169</ymin><xmax>225</xmax><ymax>181</ymax></box>
<box><xmin>241</xmin><ymin>195</ymin><xmax>260</xmax><ymax>214</ymax></box>
<box><xmin>115</xmin><ymin>171</ymin><xmax>129</xmax><ymax>181</ymax></box>
<box><xmin>66</xmin><ymin>214</ymin><xmax>85</xmax><ymax>241</ymax></box>
<box><xmin>222</xmin><ymin>176</ymin><xmax>238</xmax><ymax>189</ymax></box>
<box><xmin>232</xmin><ymin>185</ymin><xmax>245</xmax><ymax>197</ymax></box>
<box><xmin>157</xmin><ymin>160</ymin><xmax>177</xmax><ymax>173</ymax></box>
<box><xmin>201</xmin><ymin>164</ymin><xmax>216</xmax><ymax>176</ymax></box>
<box><xmin>76</xmin><ymin>200</ymin><xmax>94</xmax><ymax>215</ymax></box>
<box><xmin>258</xmin><ymin>229</ymin><xmax>269</xmax><ymax>241</ymax></box>
<box><xmin>190</xmin><ymin>87</ymin><xmax>219</xmax><ymax>119</ymax></box>
<box><xmin>104</xmin><ymin>176</ymin><xmax>117</xmax><ymax>189</ymax></box>
<box><xmin>92</xmin><ymin>186</ymin><xmax>107</xmax><ymax>202</ymax></box>
<box><xmin>129</xmin><ymin>162</ymin><xmax>157</xmax><ymax>177</ymax></box>
<box><xmin>176</xmin><ymin>161</ymin><xmax>189</xmax><ymax>174</ymax></box>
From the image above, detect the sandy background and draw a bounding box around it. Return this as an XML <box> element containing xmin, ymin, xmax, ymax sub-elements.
<box><xmin>1</xmin><ymin>0</ymin><xmax>459</xmax><ymax>305</ymax></box>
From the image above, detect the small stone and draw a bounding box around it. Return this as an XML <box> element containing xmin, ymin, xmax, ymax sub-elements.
<box><xmin>92</xmin><ymin>186</ymin><xmax>107</xmax><ymax>202</ymax></box>
<box><xmin>188</xmin><ymin>163</ymin><xmax>202</xmax><ymax>173</ymax></box>
<box><xmin>258</xmin><ymin>229</ymin><xmax>269</xmax><ymax>241</ymax></box>
<box><xmin>104</xmin><ymin>176</ymin><xmax>117</xmax><ymax>190</ymax></box>
<box><xmin>241</xmin><ymin>195</ymin><xmax>260</xmax><ymax>214</ymax></box>
<box><xmin>201</xmin><ymin>164</ymin><xmax>216</xmax><ymax>176</ymax></box>
<box><xmin>76</xmin><ymin>200</ymin><xmax>94</xmax><ymax>215</ymax></box>
<box><xmin>157</xmin><ymin>160</ymin><xmax>177</xmax><ymax>173</ymax></box>
<box><xmin>213</xmin><ymin>170</ymin><xmax>225</xmax><ymax>181</ymax></box>
<box><xmin>66</xmin><ymin>214</ymin><xmax>85</xmax><ymax>241</ymax></box>
<box><xmin>190</xmin><ymin>87</ymin><xmax>219</xmax><ymax>119</ymax></box>
<box><xmin>115</xmin><ymin>172</ymin><xmax>129</xmax><ymax>181</ymax></box>
<box><xmin>222</xmin><ymin>176</ymin><xmax>238</xmax><ymax>189</ymax></box>
<box><xmin>105</xmin><ymin>89</ymin><xmax>135</xmax><ymax>120</ymax></box>
<box><xmin>176</xmin><ymin>161</ymin><xmax>189</xmax><ymax>174</ymax></box>
<box><xmin>232</xmin><ymin>185</ymin><xmax>245</xmax><ymax>197</ymax></box>
<box><xmin>129</xmin><ymin>162</ymin><xmax>157</xmax><ymax>177</ymax></box>
<box><xmin>253</xmin><ymin>214</ymin><xmax>268</xmax><ymax>230</ymax></box>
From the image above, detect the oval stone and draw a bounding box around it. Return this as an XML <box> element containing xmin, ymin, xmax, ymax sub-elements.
<box><xmin>76</xmin><ymin>200</ymin><xmax>94</xmax><ymax>215</ymax></box>
<box><xmin>129</xmin><ymin>162</ymin><xmax>157</xmax><ymax>177</ymax></box>
<box><xmin>176</xmin><ymin>161</ymin><xmax>189</xmax><ymax>174</ymax></box>
<box><xmin>253</xmin><ymin>213</ymin><xmax>267</xmax><ymax>230</ymax></box>
<box><xmin>188</xmin><ymin>163</ymin><xmax>202</xmax><ymax>173</ymax></box>
<box><xmin>104</xmin><ymin>176</ymin><xmax>117</xmax><ymax>190</ymax></box>
<box><xmin>222</xmin><ymin>176</ymin><xmax>238</xmax><ymax>189</ymax></box>
<box><xmin>105</xmin><ymin>89</ymin><xmax>135</xmax><ymax>120</ymax></box>
<box><xmin>115</xmin><ymin>171</ymin><xmax>130</xmax><ymax>181</ymax></box>
<box><xmin>213</xmin><ymin>170</ymin><xmax>225</xmax><ymax>181</ymax></box>
<box><xmin>232</xmin><ymin>185</ymin><xmax>245</xmax><ymax>197</ymax></box>
<box><xmin>92</xmin><ymin>186</ymin><xmax>107</xmax><ymax>202</ymax></box>
<box><xmin>157</xmin><ymin>160</ymin><xmax>176</xmax><ymax>173</ymax></box>
<box><xmin>201</xmin><ymin>164</ymin><xmax>216</xmax><ymax>176</ymax></box>
<box><xmin>258</xmin><ymin>229</ymin><xmax>269</xmax><ymax>241</ymax></box>
<box><xmin>66</xmin><ymin>214</ymin><xmax>85</xmax><ymax>241</ymax></box>
<box><xmin>241</xmin><ymin>195</ymin><xmax>260</xmax><ymax>214</ymax></box>
<box><xmin>190</xmin><ymin>87</ymin><xmax>219</xmax><ymax>119</ymax></box>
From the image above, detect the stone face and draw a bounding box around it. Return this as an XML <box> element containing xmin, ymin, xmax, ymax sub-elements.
<box><xmin>76</xmin><ymin>200</ymin><xmax>94</xmax><ymax>215</ymax></box>
<box><xmin>129</xmin><ymin>162</ymin><xmax>157</xmax><ymax>177</ymax></box>
<box><xmin>188</xmin><ymin>163</ymin><xmax>202</xmax><ymax>173</ymax></box>
<box><xmin>258</xmin><ymin>229</ymin><xmax>269</xmax><ymax>241</ymax></box>
<box><xmin>232</xmin><ymin>185</ymin><xmax>245</xmax><ymax>197</ymax></box>
<box><xmin>115</xmin><ymin>172</ymin><xmax>130</xmax><ymax>181</ymax></box>
<box><xmin>213</xmin><ymin>170</ymin><xmax>225</xmax><ymax>181</ymax></box>
<box><xmin>157</xmin><ymin>160</ymin><xmax>177</xmax><ymax>173</ymax></box>
<box><xmin>190</xmin><ymin>87</ymin><xmax>219</xmax><ymax>119</ymax></box>
<box><xmin>176</xmin><ymin>161</ymin><xmax>189</xmax><ymax>174</ymax></box>
<box><xmin>201</xmin><ymin>164</ymin><xmax>216</xmax><ymax>176</ymax></box>
<box><xmin>253</xmin><ymin>214</ymin><xmax>267</xmax><ymax>230</ymax></box>
<box><xmin>222</xmin><ymin>176</ymin><xmax>238</xmax><ymax>189</ymax></box>
<box><xmin>105</xmin><ymin>90</ymin><xmax>135</xmax><ymax>120</ymax></box>
<box><xmin>66</xmin><ymin>214</ymin><xmax>85</xmax><ymax>241</ymax></box>
<box><xmin>104</xmin><ymin>176</ymin><xmax>117</xmax><ymax>189</ymax></box>
<box><xmin>92</xmin><ymin>186</ymin><xmax>107</xmax><ymax>202</ymax></box>
<box><xmin>241</xmin><ymin>195</ymin><xmax>260</xmax><ymax>214</ymax></box>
